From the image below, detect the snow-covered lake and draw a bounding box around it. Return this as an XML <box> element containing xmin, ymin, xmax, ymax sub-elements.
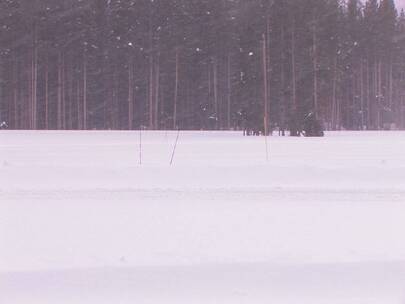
<box><xmin>1</xmin><ymin>131</ymin><xmax>405</xmax><ymax>304</ymax></box>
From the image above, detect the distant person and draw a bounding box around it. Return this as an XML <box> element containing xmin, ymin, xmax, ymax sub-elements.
<box><xmin>238</xmin><ymin>107</ymin><xmax>250</xmax><ymax>136</ymax></box>
<box><xmin>0</xmin><ymin>121</ymin><xmax>8</xmax><ymax>130</ymax></box>
<box><xmin>302</xmin><ymin>112</ymin><xmax>324</xmax><ymax>137</ymax></box>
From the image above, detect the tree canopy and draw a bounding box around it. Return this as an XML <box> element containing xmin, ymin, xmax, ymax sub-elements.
<box><xmin>0</xmin><ymin>0</ymin><xmax>404</xmax><ymax>131</ymax></box>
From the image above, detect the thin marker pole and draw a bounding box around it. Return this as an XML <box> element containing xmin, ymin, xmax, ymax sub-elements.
<box><xmin>264</xmin><ymin>116</ymin><xmax>269</xmax><ymax>162</ymax></box>
<box><xmin>139</xmin><ymin>126</ymin><xmax>142</xmax><ymax>165</ymax></box>
<box><xmin>170</xmin><ymin>128</ymin><xmax>180</xmax><ymax>166</ymax></box>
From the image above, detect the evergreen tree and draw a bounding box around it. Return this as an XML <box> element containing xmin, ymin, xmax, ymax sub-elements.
<box><xmin>1</xmin><ymin>0</ymin><xmax>405</xmax><ymax>132</ymax></box>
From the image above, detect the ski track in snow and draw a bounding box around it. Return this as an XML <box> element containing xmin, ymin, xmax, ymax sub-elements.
<box><xmin>1</xmin><ymin>130</ymin><xmax>405</xmax><ymax>303</ymax></box>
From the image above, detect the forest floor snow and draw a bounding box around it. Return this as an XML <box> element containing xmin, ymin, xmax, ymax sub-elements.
<box><xmin>1</xmin><ymin>130</ymin><xmax>405</xmax><ymax>303</ymax></box>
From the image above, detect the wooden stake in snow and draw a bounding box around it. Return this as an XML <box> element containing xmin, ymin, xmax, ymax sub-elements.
<box><xmin>139</xmin><ymin>127</ymin><xmax>142</xmax><ymax>165</ymax></box>
<box><xmin>264</xmin><ymin>116</ymin><xmax>269</xmax><ymax>162</ymax></box>
<box><xmin>170</xmin><ymin>128</ymin><xmax>180</xmax><ymax>166</ymax></box>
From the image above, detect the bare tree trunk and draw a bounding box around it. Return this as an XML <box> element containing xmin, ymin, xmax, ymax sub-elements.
<box><xmin>262</xmin><ymin>34</ymin><xmax>269</xmax><ymax>160</ymax></box>
<box><xmin>83</xmin><ymin>54</ymin><xmax>87</xmax><ymax>130</ymax></box>
<box><xmin>377</xmin><ymin>60</ymin><xmax>382</xmax><ymax>129</ymax></box>
<box><xmin>68</xmin><ymin>63</ymin><xmax>74</xmax><ymax>130</ymax></box>
<box><xmin>31</xmin><ymin>24</ymin><xmax>38</xmax><ymax>130</ymax></box>
<box><xmin>389</xmin><ymin>57</ymin><xmax>393</xmax><ymax>114</ymax></box>
<box><xmin>227</xmin><ymin>53</ymin><xmax>231</xmax><ymax>129</ymax></box>
<box><xmin>45</xmin><ymin>54</ymin><xmax>49</xmax><ymax>130</ymax></box>
<box><xmin>62</xmin><ymin>52</ymin><xmax>66</xmax><ymax>130</ymax></box>
<box><xmin>208</xmin><ymin>63</ymin><xmax>211</xmax><ymax>102</ymax></box>
<box><xmin>312</xmin><ymin>19</ymin><xmax>318</xmax><ymax>118</ymax></box>
<box><xmin>291</xmin><ymin>17</ymin><xmax>297</xmax><ymax>116</ymax></box>
<box><xmin>173</xmin><ymin>48</ymin><xmax>179</xmax><ymax>129</ymax></box>
<box><xmin>149</xmin><ymin>54</ymin><xmax>154</xmax><ymax>129</ymax></box>
<box><xmin>402</xmin><ymin>94</ymin><xmax>405</xmax><ymax>129</ymax></box>
<box><xmin>360</xmin><ymin>61</ymin><xmax>365</xmax><ymax>129</ymax></box>
<box><xmin>352</xmin><ymin>70</ymin><xmax>356</xmax><ymax>129</ymax></box>
<box><xmin>266</xmin><ymin>16</ymin><xmax>271</xmax><ymax>108</ymax></box>
<box><xmin>336</xmin><ymin>95</ymin><xmax>341</xmax><ymax>130</ymax></box>
<box><xmin>366</xmin><ymin>57</ymin><xmax>370</xmax><ymax>129</ymax></box>
<box><xmin>128</xmin><ymin>57</ymin><xmax>134</xmax><ymax>130</ymax></box>
<box><xmin>213</xmin><ymin>56</ymin><xmax>218</xmax><ymax>129</ymax></box>
<box><xmin>262</xmin><ymin>34</ymin><xmax>269</xmax><ymax>134</ymax></box>
<box><xmin>13</xmin><ymin>52</ymin><xmax>18</xmax><ymax>129</ymax></box>
<box><xmin>148</xmin><ymin>4</ymin><xmax>154</xmax><ymax>130</ymax></box>
<box><xmin>372</xmin><ymin>60</ymin><xmax>377</xmax><ymax>129</ymax></box>
<box><xmin>331</xmin><ymin>55</ymin><xmax>338</xmax><ymax>130</ymax></box>
<box><xmin>28</xmin><ymin>30</ymin><xmax>34</xmax><ymax>129</ymax></box>
<box><xmin>109</xmin><ymin>67</ymin><xmax>118</xmax><ymax>130</ymax></box>
<box><xmin>160</xmin><ymin>75</ymin><xmax>165</xmax><ymax>128</ymax></box>
<box><xmin>57</xmin><ymin>52</ymin><xmax>63</xmax><ymax>130</ymax></box>
<box><xmin>280</xmin><ymin>24</ymin><xmax>286</xmax><ymax>135</ymax></box>
<box><xmin>77</xmin><ymin>77</ymin><xmax>81</xmax><ymax>130</ymax></box>
<box><xmin>154</xmin><ymin>52</ymin><xmax>160</xmax><ymax>129</ymax></box>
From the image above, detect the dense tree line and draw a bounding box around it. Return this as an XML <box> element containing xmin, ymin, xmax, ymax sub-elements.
<box><xmin>0</xmin><ymin>0</ymin><xmax>404</xmax><ymax>131</ymax></box>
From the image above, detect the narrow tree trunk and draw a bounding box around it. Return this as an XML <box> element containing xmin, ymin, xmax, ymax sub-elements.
<box><xmin>373</xmin><ymin>60</ymin><xmax>378</xmax><ymax>129</ymax></box>
<box><xmin>13</xmin><ymin>52</ymin><xmax>18</xmax><ymax>129</ymax></box>
<box><xmin>336</xmin><ymin>95</ymin><xmax>341</xmax><ymax>130</ymax></box>
<box><xmin>365</xmin><ymin>57</ymin><xmax>370</xmax><ymax>129</ymax></box>
<box><xmin>29</xmin><ymin>36</ymin><xmax>33</xmax><ymax>128</ymax></box>
<box><xmin>45</xmin><ymin>54</ymin><xmax>49</xmax><ymax>130</ymax></box>
<box><xmin>400</xmin><ymin>92</ymin><xmax>405</xmax><ymax>129</ymax></box>
<box><xmin>62</xmin><ymin>52</ymin><xmax>66</xmax><ymax>130</ymax></box>
<box><xmin>389</xmin><ymin>58</ymin><xmax>393</xmax><ymax>122</ymax></box>
<box><xmin>266</xmin><ymin>16</ymin><xmax>271</xmax><ymax>107</ymax></box>
<box><xmin>360</xmin><ymin>61</ymin><xmax>365</xmax><ymax>129</ymax></box>
<box><xmin>173</xmin><ymin>48</ymin><xmax>179</xmax><ymax>129</ymax></box>
<box><xmin>377</xmin><ymin>60</ymin><xmax>382</xmax><ymax>129</ymax></box>
<box><xmin>31</xmin><ymin>24</ymin><xmax>38</xmax><ymax>130</ymax></box>
<box><xmin>213</xmin><ymin>57</ymin><xmax>218</xmax><ymax>129</ymax></box>
<box><xmin>352</xmin><ymin>70</ymin><xmax>356</xmax><ymax>129</ymax></box>
<box><xmin>290</xmin><ymin>17</ymin><xmax>298</xmax><ymax>135</ymax></box>
<box><xmin>83</xmin><ymin>54</ymin><xmax>87</xmax><ymax>130</ymax></box>
<box><xmin>77</xmin><ymin>77</ymin><xmax>81</xmax><ymax>130</ymax></box>
<box><xmin>68</xmin><ymin>62</ymin><xmax>74</xmax><ymax>130</ymax></box>
<box><xmin>262</xmin><ymin>34</ymin><xmax>269</xmax><ymax>136</ymax></box>
<box><xmin>312</xmin><ymin>19</ymin><xmax>318</xmax><ymax>118</ymax></box>
<box><xmin>262</xmin><ymin>34</ymin><xmax>269</xmax><ymax>161</ymax></box>
<box><xmin>331</xmin><ymin>55</ymin><xmax>338</xmax><ymax>130</ymax></box>
<box><xmin>154</xmin><ymin>53</ymin><xmax>160</xmax><ymax>129</ymax></box>
<box><xmin>149</xmin><ymin>54</ymin><xmax>154</xmax><ymax>129</ymax></box>
<box><xmin>128</xmin><ymin>57</ymin><xmax>134</xmax><ymax>130</ymax></box>
<box><xmin>208</xmin><ymin>64</ymin><xmax>211</xmax><ymax>103</ymax></box>
<box><xmin>227</xmin><ymin>53</ymin><xmax>231</xmax><ymax>129</ymax></box>
<box><xmin>57</xmin><ymin>52</ymin><xmax>63</xmax><ymax>129</ymax></box>
<box><xmin>148</xmin><ymin>4</ymin><xmax>154</xmax><ymax>130</ymax></box>
<box><xmin>280</xmin><ymin>24</ymin><xmax>286</xmax><ymax>135</ymax></box>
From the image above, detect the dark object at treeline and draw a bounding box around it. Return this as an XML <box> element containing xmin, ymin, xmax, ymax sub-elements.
<box><xmin>290</xmin><ymin>112</ymin><xmax>325</xmax><ymax>137</ymax></box>
<box><xmin>241</xmin><ymin>109</ymin><xmax>324</xmax><ymax>137</ymax></box>
<box><xmin>0</xmin><ymin>122</ymin><xmax>8</xmax><ymax>130</ymax></box>
<box><xmin>239</xmin><ymin>105</ymin><xmax>267</xmax><ymax>136</ymax></box>
<box><xmin>300</xmin><ymin>112</ymin><xmax>324</xmax><ymax>137</ymax></box>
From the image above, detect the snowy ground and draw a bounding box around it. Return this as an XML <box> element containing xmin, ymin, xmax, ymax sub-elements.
<box><xmin>1</xmin><ymin>130</ymin><xmax>405</xmax><ymax>303</ymax></box>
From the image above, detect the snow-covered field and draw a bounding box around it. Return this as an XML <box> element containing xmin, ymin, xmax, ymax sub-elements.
<box><xmin>1</xmin><ymin>130</ymin><xmax>405</xmax><ymax>304</ymax></box>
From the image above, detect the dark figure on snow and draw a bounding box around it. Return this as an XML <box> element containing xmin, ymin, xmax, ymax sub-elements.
<box><xmin>302</xmin><ymin>112</ymin><xmax>324</xmax><ymax>137</ymax></box>
<box><xmin>239</xmin><ymin>107</ymin><xmax>256</xmax><ymax>136</ymax></box>
<box><xmin>238</xmin><ymin>108</ymin><xmax>249</xmax><ymax>135</ymax></box>
<box><xmin>289</xmin><ymin>112</ymin><xmax>302</xmax><ymax>137</ymax></box>
<box><xmin>0</xmin><ymin>121</ymin><xmax>8</xmax><ymax>130</ymax></box>
<box><xmin>240</xmin><ymin>104</ymin><xmax>264</xmax><ymax>136</ymax></box>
